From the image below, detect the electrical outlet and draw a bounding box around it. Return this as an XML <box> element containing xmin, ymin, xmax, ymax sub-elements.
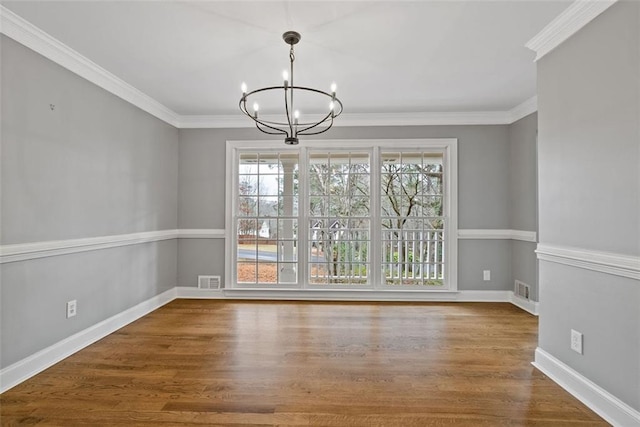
<box><xmin>66</xmin><ymin>300</ymin><xmax>77</xmax><ymax>318</ymax></box>
<box><xmin>483</xmin><ymin>270</ymin><xmax>491</xmax><ymax>281</ymax></box>
<box><xmin>570</xmin><ymin>329</ymin><xmax>583</xmax><ymax>354</ymax></box>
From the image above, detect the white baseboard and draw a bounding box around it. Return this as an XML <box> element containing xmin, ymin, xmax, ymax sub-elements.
<box><xmin>533</xmin><ymin>348</ymin><xmax>640</xmax><ymax>427</ymax></box>
<box><xmin>510</xmin><ymin>293</ymin><xmax>539</xmax><ymax>315</ymax></box>
<box><xmin>455</xmin><ymin>290</ymin><xmax>512</xmax><ymax>302</ymax></box>
<box><xmin>176</xmin><ymin>287</ymin><xmax>515</xmax><ymax>303</ymax></box>
<box><xmin>218</xmin><ymin>289</ymin><xmax>460</xmax><ymax>302</ymax></box>
<box><xmin>176</xmin><ymin>287</ymin><xmax>225</xmax><ymax>299</ymax></box>
<box><xmin>0</xmin><ymin>288</ymin><xmax>176</xmax><ymax>393</ymax></box>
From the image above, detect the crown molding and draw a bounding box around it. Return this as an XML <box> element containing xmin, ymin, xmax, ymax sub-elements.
<box><xmin>526</xmin><ymin>0</ymin><xmax>618</xmax><ymax>61</ymax></box>
<box><xmin>1</xmin><ymin>4</ymin><xmax>538</xmax><ymax>129</ymax></box>
<box><xmin>335</xmin><ymin>111</ymin><xmax>512</xmax><ymax>127</ymax></box>
<box><xmin>177</xmin><ymin>110</ymin><xmax>517</xmax><ymax>128</ymax></box>
<box><xmin>508</xmin><ymin>96</ymin><xmax>537</xmax><ymax>123</ymax></box>
<box><xmin>0</xmin><ymin>5</ymin><xmax>180</xmax><ymax>127</ymax></box>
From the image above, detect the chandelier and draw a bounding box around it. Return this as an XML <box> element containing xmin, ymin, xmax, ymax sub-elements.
<box><xmin>239</xmin><ymin>31</ymin><xmax>343</xmax><ymax>145</ymax></box>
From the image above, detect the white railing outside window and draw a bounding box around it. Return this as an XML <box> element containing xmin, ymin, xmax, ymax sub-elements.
<box><xmin>382</xmin><ymin>228</ymin><xmax>444</xmax><ymax>285</ymax></box>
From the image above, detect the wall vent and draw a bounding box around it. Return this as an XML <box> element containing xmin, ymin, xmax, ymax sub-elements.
<box><xmin>514</xmin><ymin>280</ymin><xmax>530</xmax><ymax>300</ymax></box>
<box><xmin>198</xmin><ymin>275</ymin><xmax>221</xmax><ymax>289</ymax></box>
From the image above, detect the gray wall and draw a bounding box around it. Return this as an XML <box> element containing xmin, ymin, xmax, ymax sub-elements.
<box><xmin>177</xmin><ymin>125</ymin><xmax>517</xmax><ymax>291</ymax></box>
<box><xmin>0</xmin><ymin>36</ymin><xmax>179</xmax><ymax>368</ymax></box>
<box><xmin>537</xmin><ymin>1</ymin><xmax>640</xmax><ymax>410</ymax></box>
<box><xmin>177</xmin><ymin>124</ymin><xmax>512</xmax><ymax>229</ymax></box>
<box><xmin>509</xmin><ymin>113</ymin><xmax>537</xmax><ymax>232</ymax></box>
<box><xmin>509</xmin><ymin>113</ymin><xmax>538</xmax><ymax>300</ymax></box>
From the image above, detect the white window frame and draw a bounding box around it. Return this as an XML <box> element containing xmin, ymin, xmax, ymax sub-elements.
<box><xmin>226</xmin><ymin>139</ymin><xmax>458</xmax><ymax>292</ymax></box>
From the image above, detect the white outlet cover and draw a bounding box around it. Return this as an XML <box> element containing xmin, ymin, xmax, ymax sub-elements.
<box><xmin>483</xmin><ymin>270</ymin><xmax>491</xmax><ymax>281</ymax></box>
<box><xmin>66</xmin><ymin>300</ymin><xmax>77</xmax><ymax>318</ymax></box>
<box><xmin>571</xmin><ymin>329</ymin><xmax>583</xmax><ymax>354</ymax></box>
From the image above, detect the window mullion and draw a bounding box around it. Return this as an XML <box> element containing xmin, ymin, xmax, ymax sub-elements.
<box><xmin>229</xmin><ymin>148</ymin><xmax>238</xmax><ymax>288</ymax></box>
<box><xmin>370</xmin><ymin>146</ymin><xmax>382</xmax><ymax>288</ymax></box>
<box><xmin>299</xmin><ymin>145</ymin><xmax>309</xmax><ymax>288</ymax></box>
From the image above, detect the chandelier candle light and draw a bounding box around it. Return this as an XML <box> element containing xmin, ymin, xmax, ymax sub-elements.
<box><xmin>239</xmin><ymin>31</ymin><xmax>343</xmax><ymax>145</ymax></box>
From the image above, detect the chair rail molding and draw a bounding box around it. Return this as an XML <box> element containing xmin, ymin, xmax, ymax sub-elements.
<box><xmin>536</xmin><ymin>243</ymin><xmax>640</xmax><ymax>280</ymax></box>
<box><xmin>177</xmin><ymin>229</ymin><xmax>226</xmax><ymax>239</ymax></box>
<box><xmin>458</xmin><ymin>229</ymin><xmax>537</xmax><ymax>242</ymax></box>
<box><xmin>1</xmin><ymin>228</ymin><xmax>549</xmax><ymax>263</ymax></box>
<box><xmin>0</xmin><ymin>229</ymin><xmax>226</xmax><ymax>263</ymax></box>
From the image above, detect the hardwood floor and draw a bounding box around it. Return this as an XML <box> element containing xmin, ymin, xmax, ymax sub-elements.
<box><xmin>1</xmin><ymin>300</ymin><xmax>607</xmax><ymax>426</ymax></box>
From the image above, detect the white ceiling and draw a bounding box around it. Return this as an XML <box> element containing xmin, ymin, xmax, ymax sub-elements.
<box><xmin>3</xmin><ymin>1</ymin><xmax>571</xmax><ymax>117</ymax></box>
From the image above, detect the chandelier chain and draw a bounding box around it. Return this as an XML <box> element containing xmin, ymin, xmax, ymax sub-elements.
<box><xmin>289</xmin><ymin>44</ymin><xmax>295</xmax><ymax>134</ymax></box>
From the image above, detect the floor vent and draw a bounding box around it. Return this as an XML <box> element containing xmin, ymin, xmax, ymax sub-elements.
<box><xmin>198</xmin><ymin>275</ymin><xmax>221</xmax><ymax>289</ymax></box>
<box><xmin>514</xmin><ymin>280</ymin><xmax>530</xmax><ymax>300</ymax></box>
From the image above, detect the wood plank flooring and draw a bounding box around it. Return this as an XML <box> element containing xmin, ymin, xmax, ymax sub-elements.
<box><xmin>1</xmin><ymin>300</ymin><xmax>607</xmax><ymax>426</ymax></box>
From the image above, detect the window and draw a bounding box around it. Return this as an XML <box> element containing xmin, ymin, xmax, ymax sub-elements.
<box><xmin>235</xmin><ymin>152</ymin><xmax>299</xmax><ymax>285</ymax></box>
<box><xmin>308</xmin><ymin>151</ymin><xmax>371</xmax><ymax>285</ymax></box>
<box><xmin>227</xmin><ymin>139</ymin><xmax>457</xmax><ymax>291</ymax></box>
<box><xmin>381</xmin><ymin>152</ymin><xmax>444</xmax><ymax>286</ymax></box>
